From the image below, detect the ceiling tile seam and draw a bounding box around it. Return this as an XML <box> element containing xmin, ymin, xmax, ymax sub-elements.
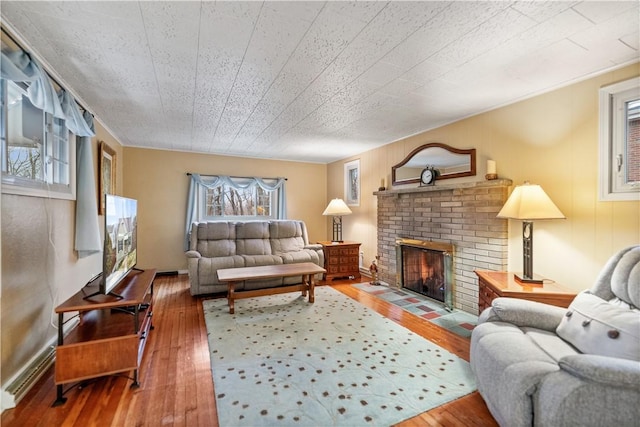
<box><xmin>397</xmin><ymin>4</ymin><xmax>531</xmax><ymax>88</ymax></box>
<box><xmin>429</xmin><ymin>5</ymin><xmax>542</xmax><ymax>80</ymax></box>
<box><xmin>566</xmin><ymin>37</ymin><xmax>590</xmax><ymax>52</ymax></box>
<box><xmin>618</xmin><ymin>38</ymin><xmax>639</xmax><ymax>52</ymax></box>
<box><xmin>138</xmin><ymin>0</ymin><xmax>166</xmax><ymax>142</ymax></box>
<box><xmin>570</xmin><ymin>5</ymin><xmax>597</xmax><ymax>25</ymax></box>
<box><xmin>188</xmin><ymin>0</ymin><xmax>204</xmax><ymax>151</ymax></box>
<box><xmin>250</xmin><ymin>2</ymin><xmax>462</xmax><ymax>149</ymax></box>
<box><xmin>227</xmin><ymin>1</ymin><xmax>328</xmax><ymax>147</ymax></box>
<box><xmin>240</xmin><ymin>1</ymin><xmax>395</xmax><ymax>151</ymax></box>
<box><xmin>211</xmin><ymin>1</ymin><xmax>265</xmax><ymax>151</ymax></box>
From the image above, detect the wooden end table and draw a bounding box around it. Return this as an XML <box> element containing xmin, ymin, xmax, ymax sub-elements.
<box><xmin>475</xmin><ymin>270</ymin><xmax>577</xmax><ymax>313</ymax></box>
<box><xmin>318</xmin><ymin>241</ymin><xmax>361</xmax><ymax>281</ymax></box>
<box><xmin>217</xmin><ymin>262</ymin><xmax>326</xmax><ymax>314</ymax></box>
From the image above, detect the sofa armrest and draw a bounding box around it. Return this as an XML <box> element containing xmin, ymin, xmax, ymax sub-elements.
<box><xmin>559</xmin><ymin>354</ymin><xmax>640</xmax><ymax>388</ymax></box>
<box><xmin>185</xmin><ymin>250</ymin><xmax>201</xmax><ymax>259</ymax></box>
<box><xmin>304</xmin><ymin>244</ymin><xmax>323</xmax><ymax>250</ymax></box>
<box><xmin>480</xmin><ymin>297</ymin><xmax>567</xmax><ymax>331</ymax></box>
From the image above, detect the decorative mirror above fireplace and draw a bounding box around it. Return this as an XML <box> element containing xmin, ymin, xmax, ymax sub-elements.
<box><xmin>392</xmin><ymin>143</ymin><xmax>476</xmax><ymax>186</ymax></box>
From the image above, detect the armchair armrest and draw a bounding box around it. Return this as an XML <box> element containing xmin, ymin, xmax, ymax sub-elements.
<box><xmin>304</xmin><ymin>244</ymin><xmax>323</xmax><ymax>250</ymax></box>
<box><xmin>185</xmin><ymin>250</ymin><xmax>201</xmax><ymax>259</ymax></box>
<box><xmin>559</xmin><ymin>354</ymin><xmax>640</xmax><ymax>388</ymax></box>
<box><xmin>480</xmin><ymin>297</ymin><xmax>567</xmax><ymax>332</ymax></box>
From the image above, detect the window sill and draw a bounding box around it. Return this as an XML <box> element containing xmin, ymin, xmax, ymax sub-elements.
<box><xmin>2</xmin><ymin>177</ymin><xmax>75</xmax><ymax>200</ymax></box>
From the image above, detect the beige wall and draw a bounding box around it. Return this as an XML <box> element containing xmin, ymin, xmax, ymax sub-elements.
<box><xmin>0</xmin><ymin>120</ymin><xmax>122</xmax><ymax>385</ymax></box>
<box><xmin>329</xmin><ymin>63</ymin><xmax>640</xmax><ymax>292</ymax></box>
<box><xmin>122</xmin><ymin>148</ymin><xmax>328</xmax><ymax>272</ymax></box>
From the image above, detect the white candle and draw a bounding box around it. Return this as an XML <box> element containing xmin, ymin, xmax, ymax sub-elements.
<box><xmin>487</xmin><ymin>160</ymin><xmax>496</xmax><ymax>174</ymax></box>
<box><xmin>381</xmin><ymin>178</ymin><xmax>386</xmax><ymax>188</ymax></box>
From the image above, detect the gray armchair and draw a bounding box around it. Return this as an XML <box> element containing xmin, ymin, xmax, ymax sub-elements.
<box><xmin>470</xmin><ymin>245</ymin><xmax>640</xmax><ymax>426</ymax></box>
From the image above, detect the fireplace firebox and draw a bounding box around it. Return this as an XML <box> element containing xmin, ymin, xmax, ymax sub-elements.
<box><xmin>396</xmin><ymin>238</ymin><xmax>454</xmax><ymax>310</ymax></box>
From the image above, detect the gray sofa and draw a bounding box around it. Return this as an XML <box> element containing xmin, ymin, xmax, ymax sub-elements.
<box><xmin>185</xmin><ymin>220</ymin><xmax>324</xmax><ymax>296</ymax></box>
<box><xmin>470</xmin><ymin>245</ymin><xmax>640</xmax><ymax>426</ymax></box>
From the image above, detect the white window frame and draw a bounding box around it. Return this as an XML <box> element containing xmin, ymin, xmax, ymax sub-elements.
<box><xmin>1</xmin><ymin>79</ymin><xmax>76</xmax><ymax>200</ymax></box>
<box><xmin>197</xmin><ymin>178</ymin><xmax>278</xmax><ymax>221</ymax></box>
<box><xmin>598</xmin><ymin>76</ymin><xmax>640</xmax><ymax>201</ymax></box>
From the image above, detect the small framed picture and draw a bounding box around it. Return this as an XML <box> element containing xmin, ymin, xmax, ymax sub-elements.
<box><xmin>98</xmin><ymin>141</ymin><xmax>116</xmax><ymax>215</ymax></box>
<box><xmin>344</xmin><ymin>159</ymin><xmax>360</xmax><ymax>206</ymax></box>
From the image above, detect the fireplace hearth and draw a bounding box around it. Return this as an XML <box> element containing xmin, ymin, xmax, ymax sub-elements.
<box><xmin>396</xmin><ymin>238</ymin><xmax>454</xmax><ymax>310</ymax></box>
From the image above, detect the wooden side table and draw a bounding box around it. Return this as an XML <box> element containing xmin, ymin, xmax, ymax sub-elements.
<box><xmin>475</xmin><ymin>270</ymin><xmax>577</xmax><ymax>313</ymax></box>
<box><xmin>318</xmin><ymin>241</ymin><xmax>361</xmax><ymax>281</ymax></box>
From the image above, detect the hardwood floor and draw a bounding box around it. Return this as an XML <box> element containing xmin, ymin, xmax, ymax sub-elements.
<box><xmin>1</xmin><ymin>275</ymin><xmax>497</xmax><ymax>427</ymax></box>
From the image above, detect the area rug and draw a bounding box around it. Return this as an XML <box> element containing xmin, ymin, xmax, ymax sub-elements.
<box><xmin>203</xmin><ymin>286</ymin><xmax>476</xmax><ymax>426</ymax></box>
<box><xmin>353</xmin><ymin>282</ymin><xmax>478</xmax><ymax>338</ymax></box>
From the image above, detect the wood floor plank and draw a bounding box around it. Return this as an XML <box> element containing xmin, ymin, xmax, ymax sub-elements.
<box><xmin>1</xmin><ymin>274</ymin><xmax>496</xmax><ymax>426</ymax></box>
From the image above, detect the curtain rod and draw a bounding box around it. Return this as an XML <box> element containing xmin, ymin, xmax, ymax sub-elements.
<box><xmin>1</xmin><ymin>25</ymin><xmax>92</xmax><ymax>115</ymax></box>
<box><xmin>186</xmin><ymin>172</ymin><xmax>287</xmax><ymax>181</ymax></box>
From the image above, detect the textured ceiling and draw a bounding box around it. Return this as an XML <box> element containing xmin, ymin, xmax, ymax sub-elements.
<box><xmin>1</xmin><ymin>1</ymin><xmax>638</xmax><ymax>163</ymax></box>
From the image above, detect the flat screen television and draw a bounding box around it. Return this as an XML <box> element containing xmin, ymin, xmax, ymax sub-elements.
<box><xmin>101</xmin><ymin>194</ymin><xmax>138</xmax><ymax>296</ymax></box>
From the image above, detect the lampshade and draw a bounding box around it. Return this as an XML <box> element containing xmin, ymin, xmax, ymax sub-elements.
<box><xmin>497</xmin><ymin>183</ymin><xmax>565</xmax><ymax>220</ymax></box>
<box><xmin>322</xmin><ymin>198</ymin><xmax>352</xmax><ymax>216</ymax></box>
<box><xmin>497</xmin><ymin>182</ymin><xmax>565</xmax><ymax>285</ymax></box>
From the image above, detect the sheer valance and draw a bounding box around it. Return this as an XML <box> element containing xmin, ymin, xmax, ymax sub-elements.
<box><xmin>184</xmin><ymin>174</ymin><xmax>287</xmax><ymax>250</ymax></box>
<box><xmin>1</xmin><ymin>48</ymin><xmax>94</xmax><ymax>136</ymax></box>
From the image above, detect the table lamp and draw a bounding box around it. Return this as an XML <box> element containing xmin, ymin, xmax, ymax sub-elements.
<box><xmin>497</xmin><ymin>182</ymin><xmax>565</xmax><ymax>284</ymax></box>
<box><xmin>322</xmin><ymin>198</ymin><xmax>352</xmax><ymax>243</ymax></box>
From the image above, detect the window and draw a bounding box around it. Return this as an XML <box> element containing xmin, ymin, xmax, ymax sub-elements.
<box><xmin>599</xmin><ymin>77</ymin><xmax>640</xmax><ymax>201</ymax></box>
<box><xmin>198</xmin><ymin>177</ymin><xmax>277</xmax><ymax>221</ymax></box>
<box><xmin>1</xmin><ymin>78</ymin><xmax>75</xmax><ymax>199</ymax></box>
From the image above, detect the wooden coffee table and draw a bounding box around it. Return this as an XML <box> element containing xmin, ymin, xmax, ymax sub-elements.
<box><xmin>217</xmin><ymin>262</ymin><xmax>326</xmax><ymax>313</ymax></box>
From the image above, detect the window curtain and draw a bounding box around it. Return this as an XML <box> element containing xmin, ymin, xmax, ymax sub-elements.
<box><xmin>75</xmin><ymin>111</ymin><xmax>101</xmax><ymax>258</ymax></box>
<box><xmin>184</xmin><ymin>174</ymin><xmax>287</xmax><ymax>250</ymax></box>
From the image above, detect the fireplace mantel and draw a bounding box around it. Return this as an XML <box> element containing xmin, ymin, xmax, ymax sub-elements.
<box><xmin>374</xmin><ymin>179</ymin><xmax>512</xmax><ymax>197</ymax></box>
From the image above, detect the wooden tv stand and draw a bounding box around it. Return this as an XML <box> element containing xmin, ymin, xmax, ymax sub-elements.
<box><xmin>53</xmin><ymin>268</ymin><xmax>156</xmax><ymax>406</ymax></box>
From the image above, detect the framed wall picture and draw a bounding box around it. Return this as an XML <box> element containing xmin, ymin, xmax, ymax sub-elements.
<box><xmin>344</xmin><ymin>159</ymin><xmax>360</xmax><ymax>206</ymax></box>
<box><xmin>98</xmin><ymin>141</ymin><xmax>116</xmax><ymax>215</ymax></box>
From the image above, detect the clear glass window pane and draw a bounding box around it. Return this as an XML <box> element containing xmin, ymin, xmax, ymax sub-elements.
<box><xmin>205</xmin><ymin>187</ymin><xmax>223</xmax><ymax>216</ymax></box>
<box><xmin>202</xmin><ymin>181</ymin><xmax>275</xmax><ymax>219</ymax></box>
<box><xmin>625</xmin><ymin>99</ymin><xmax>640</xmax><ymax>184</ymax></box>
<box><xmin>5</xmin><ymin>81</ymin><xmax>44</xmax><ymax>181</ymax></box>
<box><xmin>46</xmin><ymin>115</ymin><xmax>69</xmax><ymax>185</ymax></box>
<box><xmin>257</xmin><ymin>187</ymin><xmax>270</xmax><ymax>216</ymax></box>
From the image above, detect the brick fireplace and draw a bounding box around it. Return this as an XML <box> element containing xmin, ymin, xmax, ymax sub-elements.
<box><xmin>375</xmin><ymin>179</ymin><xmax>512</xmax><ymax>314</ymax></box>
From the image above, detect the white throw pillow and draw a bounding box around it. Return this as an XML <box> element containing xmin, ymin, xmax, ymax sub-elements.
<box><xmin>556</xmin><ymin>291</ymin><xmax>640</xmax><ymax>361</ymax></box>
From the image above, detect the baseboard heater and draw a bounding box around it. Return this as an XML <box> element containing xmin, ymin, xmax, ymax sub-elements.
<box><xmin>1</xmin><ymin>318</ymin><xmax>78</xmax><ymax>411</ymax></box>
<box><xmin>156</xmin><ymin>270</ymin><xmax>179</xmax><ymax>276</ymax></box>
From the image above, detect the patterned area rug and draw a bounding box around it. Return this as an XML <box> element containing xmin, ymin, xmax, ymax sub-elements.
<box><xmin>203</xmin><ymin>286</ymin><xmax>476</xmax><ymax>426</ymax></box>
<box><xmin>353</xmin><ymin>283</ymin><xmax>478</xmax><ymax>338</ymax></box>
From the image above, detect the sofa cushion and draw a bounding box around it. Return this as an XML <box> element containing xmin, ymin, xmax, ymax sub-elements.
<box><xmin>269</xmin><ymin>220</ymin><xmax>306</xmax><ymax>253</ymax></box>
<box><xmin>522</xmin><ymin>327</ymin><xmax>580</xmax><ymax>363</ymax></box>
<box><xmin>195</xmin><ymin>222</ymin><xmax>236</xmax><ymax>257</ymax></box>
<box><xmin>470</xmin><ymin>321</ymin><xmax>560</xmax><ymax>427</ymax></box>
<box><xmin>280</xmin><ymin>249</ymin><xmax>321</xmax><ymax>265</ymax></box>
<box><xmin>236</xmin><ymin>222</ymin><xmax>272</xmax><ymax>255</ymax></box>
<box><xmin>556</xmin><ymin>291</ymin><xmax>640</xmax><ymax>361</ymax></box>
<box><xmin>242</xmin><ymin>254</ymin><xmax>283</xmax><ymax>267</ymax></box>
<box><xmin>197</xmin><ymin>255</ymin><xmax>245</xmax><ymax>285</ymax></box>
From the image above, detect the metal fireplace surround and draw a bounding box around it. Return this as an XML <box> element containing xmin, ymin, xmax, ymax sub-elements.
<box><xmin>395</xmin><ymin>238</ymin><xmax>454</xmax><ymax>310</ymax></box>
